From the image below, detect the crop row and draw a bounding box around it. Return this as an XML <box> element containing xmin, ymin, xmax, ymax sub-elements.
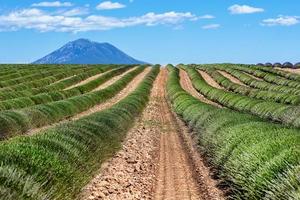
<box><xmin>0</xmin><ymin>67</ymin><xmax>84</xmax><ymax>88</ymax></box>
<box><xmin>199</xmin><ymin>66</ymin><xmax>300</xmax><ymax>105</ymax></box>
<box><xmin>232</xmin><ymin>65</ymin><xmax>300</xmax><ymax>89</ymax></box>
<box><xmin>40</xmin><ymin>67</ymin><xmax>108</xmax><ymax>92</ymax></box>
<box><xmin>0</xmin><ymin>66</ymin><xmax>112</xmax><ymax>101</ymax></box>
<box><xmin>0</xmin><ymin>66</ymin><xmax>159</xmax><ymax>200</ymax></box>
<box><xmin>214</xmin><ymin>66</ymin><xmax>300</xmax><ymax>95</ymax></box>
<box><xmin>0</xmin><ymin>67</ymin><xmax>127</xmax><ymax>111</ymax></box>
<box><xmin>0</xmin><ymin>66</ymin><xmax>56</xmax><ymax>81</ymax></box>
<box><xmin>0</xmin><ymin>69</ymin><xmax>79</xmax><ymax>94</ymax></box>
<box><xmin>167</xmin><ymin>66</ymin><xmax>300</xmax><ymax>199</ymax></box>
<box><xmin>185</xmin><ymin>66</ymin><xmax>300</xmax><ymax>127</ymax></box>
<box><xmin>0</xmin><ymin>67</ymin><xmax>144</xmax><ymax>139</ymax></box>
<box><xmin>251</xmin><ymin>65</ymin><xmax>300</xmax><ymax>82</ymax></box>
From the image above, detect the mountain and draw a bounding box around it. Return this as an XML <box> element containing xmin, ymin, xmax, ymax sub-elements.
<box><xmin>33</xmin><ymin>39</ymin><xmax>146</xmax><ymax>64</ymax></box>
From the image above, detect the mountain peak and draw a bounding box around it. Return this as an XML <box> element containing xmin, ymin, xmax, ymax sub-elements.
<box><xmin>71</xmin><ymin>38</ymin><xmax>92</xmax><ymax>44</ymax></box>
<box><xmin>33</xmin><ymin>39</ymin><xmax>146</xmax><ymax>64</ymax></box>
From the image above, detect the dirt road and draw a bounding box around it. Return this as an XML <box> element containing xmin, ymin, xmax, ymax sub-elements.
<box><xmin>79</xmin><ymin>68</ymin><xmax>223</xmax><ymax>200</ymax></box>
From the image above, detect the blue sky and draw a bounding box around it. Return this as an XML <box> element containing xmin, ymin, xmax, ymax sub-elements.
<box><xmin>0</xmin><ymin>0</ymin><xmax>299</xmax><ymax>64</ymax></box>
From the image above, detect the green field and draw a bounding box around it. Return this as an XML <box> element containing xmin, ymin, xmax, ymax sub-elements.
<box><xmin>0</xmin><ymin>64</ymin><xmax>299</xmax><ymax>199</ymax></box>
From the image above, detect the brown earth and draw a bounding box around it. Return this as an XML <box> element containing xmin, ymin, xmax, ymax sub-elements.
<box><xmin>63</xmin><ymin>71</ymin><xmax>108</xmax><ymax>90</ymax></box>
<box><xmin>79</xmin><ymin>68</ymin><xmax>161</xmax><ymax>200</ymax></box>
<box><xmin>197</xmin><ymin>70</ymin><xmax>224</xmax><ymax>89</ymax></box>
<box><xmin>91</xmin><ymin>67</ymin><xmax>137</xmax><ymax>92</ymax></box>
<box><xmin>79</xmin><ymin>68</ymin><xmax>224</xmax><ymax>200</ymax></box>
<box><xmin>180</xmin><ymin>69</ymin><xmax>222</xmax><ymax>108</ymax></box>
<box><xmin>49</xmin><ymin>74</ymin><xmax>76</xmax><ymax>85</ymax></box>
<box><xmin>275</xmin><ymin>67</ymin><xmax>300</xmax><ymax>75</ymax></box>
<box><xmin>27</xmin><ymin>68</ymin><xmax>150</xmax><ymax>135</ymax></box>
<box><xmin>218</xmin><ymin>70</ymin><xmax>248</xmax><ymax>86</ymax></box>
<box><xmin>154</xmin><ymin>69</ymin><xmax>201</xmax><ymax>200</ymax></box>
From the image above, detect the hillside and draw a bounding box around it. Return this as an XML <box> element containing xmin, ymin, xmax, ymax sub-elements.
<box><xmin>33</xmin><ymin>39</ymin><xmax>146</xmax><ymax>64</ymax></box>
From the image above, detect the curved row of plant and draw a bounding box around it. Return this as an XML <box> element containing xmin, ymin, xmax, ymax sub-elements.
<box><xmin>0</xmin><ymin>66</ymin><xmax>113</xmax><ymax>101</ymax></box>
<box><xmin>0</xmin><ymin>67</ymin><xmax>144</xmax><ymax>139</ymax></box>
<box><xmin>250</xmin><ymin>65</ymin><xmax>300</xmax><ymax>82</ymax></box>
<box><xmin>185</xmin><ymin>66</ymin><xmax>300</xmax><ymax>127</ymax></box>
<box><xmin>231</xmin><ymin>65</ymin><xmax>300</xmax><ymax>89</ymax></box>
<box><xmin>0</xmin><ymin>68</ymin><xmax>88</xmax><ymax>94</ymax></box>
<box><xmin>40</xmin><ymin>67</ymin><xmax>108</xmax><ymax>92</ymax></box>
<box><xmin>204</xmin><ymin>63</ymin><xmax>300</xmax><ymax>82</ymax></box>
<box><xmin>0</xmin><ymin>66</ymin><xmax>55</xmax><ymax>81</ymax></box>
<box><xmin>167</xmin><ymin>66</ymin><xmax>300</xmax><ymax>200</ymax></box>
<box><xmin>0</xmin><ymin>66</ymin><xmax>159</xmax><ymax>200</ymax></box>
<box><xmin>198</xmin><ymin>66</ymin><xmax>300</xmax><ymax>105</ymax></box>
<box><xmin>0</xmin><ymin>67</ymin><xmax>127</xmax><ymax>111</ymax></box>
<box><xmin>214</xmin><ymin>66</ymin><xmax>300</xmax><ymax>95</ymax></box>
<box><xmin>0</xmin><ymin>67</ymin><xmax>84</xmax><ymax>88</ymax></box>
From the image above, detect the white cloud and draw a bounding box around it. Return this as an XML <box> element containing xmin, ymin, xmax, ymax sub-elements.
<box><xmin>202</xmin><ymin>24</ymin><xmax>220</xmax><ymax>29</ymax></box>
<box><xmin>61</xmin><ymin>8</ymin><xmax>89</xmax><ymax>16</ymax></box>
<box><xmin>32</xmin><ymin>1</ymin><xmax>73</xmax><ymax>7</ymax></box>
<box><xmin>0</xmin><ymin>9</ymin><xmax>198</xmax><ymax>32</ymax></box>
<box><xmin>228</xmin><ymin>4</ymin><xmax>264</xmax><ymax>14</ymax></box>
<box><xmin>261</xmin><ymin>15</ymin><xmax>299</xmax><ymax>26</ymax></box>
<box><xmin>96</xmin><ymin>1</ymin><xmax>126</xmax><ymax>10</ymax></box>
<box><xmin>198</xmin><ymin>14</ymin><xmax>215</xmax><ymax>19</ymax></box>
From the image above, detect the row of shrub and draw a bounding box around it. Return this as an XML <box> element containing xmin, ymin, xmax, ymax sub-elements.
<box><xmin>0</xmin><ymin>67</ymin><xmax>83</xmax><ymax>88</ymax></box>
<box><xmin>167</xmin><ymin>65</ymin><xmax>300</xmax><ymax>199</ymax></box>
<box><xmin>186</xmin><ymin>66</ymin><xmax>300</xmax><ymax>127</ymax></box>
<box><xmin>251</xmin><ymin>65</ymin><xmax>300</xmax><ymax>82</ymax></box>
<box><xmin>217</xmin><ymin>67</ymin><xmax>300</xmax><ymax>95</ymax></box>
<box><xmin>40</xmin><ymin>67</ymin><xmax>109</xmax><ymax>92</ymax></box>
<box><xmin>0</xmin><ymin>67</ymin><xmax>128</xmax><ymax>111</ymax></box>
<box><xmin>199</xmin><ymin>63</ymin><xmax>300</xmax><ymax>83</ymax></box>
<box><xmin>0</xmin><ymin>70</ymin><xmax>77</xmax><ymax>94</ymax></box>
<box><xmin>0</xmin><ymin>68</ymin><xmax>88</xmax><ymax>94</ymax></box>
<box><xmin>0</xmin><ymin>66</ymin><xmax>113</xmax><ymax>101</ymax></box>
<box><xmin>0</xmin><ymin>66</ymin><xmax>159</xmax><ymax>200</ymax></box>
<box><xmin>0</xmin><ymin>67</ymin><xmax>144</xmax><ymax>139</ymax></box>
<box><xmin>199</xmin><ymin>66</ymin><xmax>300</xmax><ymax>105</ymax></box>
<box><xmin>256</xmin><ymin>62</ymin><xmax>300</xmax><ymax>68</ymax></box>
<box><xmin>232</xmin><ymin>65</ymin><xmax>300</xmax><ymax>89</ymax></box>
<box><xmin>0</xmin><ymin>66</ymin><xmax>56</xmax><ymax>81</ymax></box>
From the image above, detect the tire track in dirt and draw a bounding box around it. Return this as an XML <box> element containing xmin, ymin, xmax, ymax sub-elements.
<box><xmin>79</xmin><ymin>68</ymin><xmax>161</xmax><ymax>200</ymax></box>
<box><xmin>180</xmin><ymin>69</ymin><xmax>222</xmax><ymax>108</ymax></box>
<box><xmin>154</xmin><ymin>69</ymin><xmax>201</xmax><ymax>200</ymax></box>
<box><xmin>27</xmin><ymin>68</ymin><xmax>150</xmax><ymax>136</ymax></box>
<box><xmin>217</xmin><ymin>70</ymin><xmax>248</xmax><ymax>87</ymax></box>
